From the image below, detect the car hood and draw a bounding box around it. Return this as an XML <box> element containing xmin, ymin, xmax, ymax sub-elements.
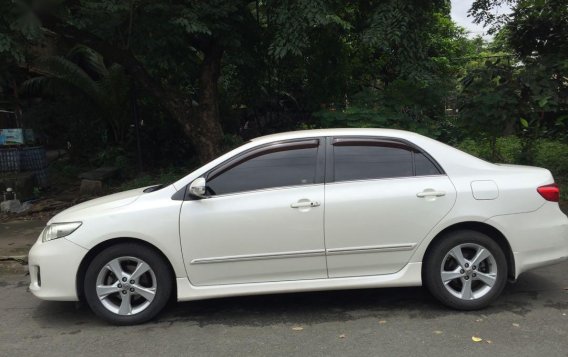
<box><xmin>48</xmin><ymin>187</ymin><xmax>147</xmax><ymax>224</ymax></box>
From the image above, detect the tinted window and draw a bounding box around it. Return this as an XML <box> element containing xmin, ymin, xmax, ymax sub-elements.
<box><xmin>334</xmin><ymin>145</ymin><xmax>413</xmax><ymax>181</ymax></box>
<box><xmin>415</xmin><ymin>152</ymin><xmax>441</xmax><ymax>176</ymax></box>
<box><xmin>207</xmin><ymin>146</ymin><xmax>318</xmax><ymax>195</ymax></box>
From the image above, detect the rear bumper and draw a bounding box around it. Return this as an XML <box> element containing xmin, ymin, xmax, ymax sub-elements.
<box><xmin>28</xmin><ymin>237</ymin><xmax>88</xmax><ymax>301</ymax></box>
<box><xmin>488</xmin><ymin>203</ymin><xmax>568</xmax><ymax>278</ymax></box>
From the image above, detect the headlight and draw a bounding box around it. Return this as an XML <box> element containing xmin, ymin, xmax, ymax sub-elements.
<box><xmin>42</xmin><ymin>222</ymin><xmax>82</xmax><ymax>242</ymax></box>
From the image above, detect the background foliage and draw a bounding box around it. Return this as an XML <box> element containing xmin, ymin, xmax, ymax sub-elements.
<box><xmin>0</xmin><ymin>0</ymin><xmax>566</xmax><ymax>196</ymax></box>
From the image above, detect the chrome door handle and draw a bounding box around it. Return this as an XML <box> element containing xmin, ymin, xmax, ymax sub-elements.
<box><xmin>290</xmin><ymin>201</ymin><xmax>320</xmax><ymax>208</ymax></box>
<box><xmin>417</xmin><ymin>190</ymin><xmax>446</xmax><ymax>198</ymax></box>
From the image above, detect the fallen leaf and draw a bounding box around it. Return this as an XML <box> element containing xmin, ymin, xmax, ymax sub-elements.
<box><xmin>339</xmin><ymin>334</ymin><xmax>346</xmax><ymax>339</ymax></box>
<box><xmin>472</xmin><ymin>336</ymin><xmax>483</xmax><ymax>342</ymax></box>
<box><xmin>378</xmin><ymin>320</ymin><xmax>387</xmax><ymax>324</ymax></box>
<box><xmin>433</xmin><ymin>330</ymin><xmax>443</xmax><ymax>335</ymax></box>
<box><xmin>291</xmin><ymin>326</ymin><xmax>304</xmax><ymax>331</ymax></box>
<box><xmin>512</xmin><ymin>323</ymin><xmax>520</xmax><ymax>327</ymax></box>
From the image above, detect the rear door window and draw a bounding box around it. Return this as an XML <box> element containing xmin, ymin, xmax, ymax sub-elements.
<box><xmin>331</xmin><ymin>139</ymin><xmax>442</xmax><ymax>182</ymax></box>
<box><xmin>333</xmin><ymin>144</ymin><xmax>414</xmax><ymax>181</ymax></box>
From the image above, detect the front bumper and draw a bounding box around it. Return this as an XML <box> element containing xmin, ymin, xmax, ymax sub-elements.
<box><xmin>488</xmin><ymin>202</ymin><xmax>568</xmax><ymax>278</ymax></box>
<box><xmin>28</xmin><ymin>237</ymin><xmax>88</xmax><ymax>301</ymax></box>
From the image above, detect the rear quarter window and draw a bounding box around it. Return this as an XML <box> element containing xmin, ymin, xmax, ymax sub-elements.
<box><xmin>414</xmin><ymin>152</ymin><xmax>442</xmax><ymax>176</ymax></box>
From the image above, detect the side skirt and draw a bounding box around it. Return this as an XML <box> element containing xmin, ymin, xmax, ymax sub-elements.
<box><xmin>176</xmin><ymin>262</ymin><xmax>423</xmax><ymax>302</ymax></box>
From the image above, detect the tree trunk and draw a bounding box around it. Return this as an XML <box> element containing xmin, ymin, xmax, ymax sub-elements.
<box><xmin>184</xmin><ymin>42</ymin><xmax>224</xmax><ymax>163</ymax></box>
<box><xmin>503</xmin><ymin>117</ymin><xmax>517</xmax><ymax>136</ymax></box>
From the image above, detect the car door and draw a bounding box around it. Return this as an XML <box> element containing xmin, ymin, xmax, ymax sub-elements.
<box><xmin>179</xmin><ymin>138</ymin><xmax>327</xmax><ymax>286</ymax></box>
<box><xmin>324</xmin><ymin>137</ymin><xmax>456</xmax><ymax>278</ymax></box>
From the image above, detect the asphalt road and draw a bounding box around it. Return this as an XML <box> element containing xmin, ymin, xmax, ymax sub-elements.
<box><xmin>0</xmin><ymin>261</ymin><xmax>567</xmax><ymax>357</ymax></box>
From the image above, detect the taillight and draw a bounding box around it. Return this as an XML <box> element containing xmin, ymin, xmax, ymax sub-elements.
<box><xmin>537</xmin><ymin>183</ymin><xmax>560</xmax><ymax>202</ymax></box>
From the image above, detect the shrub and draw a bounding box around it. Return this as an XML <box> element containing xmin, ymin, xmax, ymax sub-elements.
<box><xmin>533</xmin><ymin>140</ymin><xmax>568</xmax><ymax>177</ymax></box>
<box><xmin>456</xmin><ymin>136</ymin><xmax>521</xmax><ymax>163</ymax></box>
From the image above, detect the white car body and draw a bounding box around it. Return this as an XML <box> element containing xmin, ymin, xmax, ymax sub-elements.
<box><xmin>29</xmin><ymin>128</ymin><xmax>568</xmax><ymax>305</ymax></box>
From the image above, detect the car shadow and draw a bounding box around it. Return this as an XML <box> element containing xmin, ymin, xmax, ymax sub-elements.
<box><xmin>30</xmin><ymin>266</ymin><xmax>566</xmax><ymax>328</ymax></box>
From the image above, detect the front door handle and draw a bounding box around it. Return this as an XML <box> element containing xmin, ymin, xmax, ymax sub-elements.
<box><xmin>291</xmin><ymin>200</ymin><xmax>320</xmax><ymax>208</ymax></box>
<box><xmin>417</xmin><ymin>190</ymin><xmax>446</xmax><ymax>198</ymax></box>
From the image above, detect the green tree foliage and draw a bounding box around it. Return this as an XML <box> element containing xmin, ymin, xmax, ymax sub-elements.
<box><xmin>0</xmin><ymin>0</ymin><xmax>566</xmax><ymax>173</ymax></box>
<box><xmin>459</xmin><ymin>58</ymin><xmax>521</xmax><ymax>159</ymax></box>
<box><xmin>312</xmin><ymin>3</ymin><xmax>473</xmax><ymax>141</ymax></box>
<box><xmin>21</xmin><ymin>46</ymin><xmax>132</xmax><ymax>145</ymax></box>
<box><xmin>0</xmin><ymin>0</ymin><xmax>42</xmax><ymax>66</ymax></box>
<box><xmin>461</xmin><ymin>0</ymin><xmax>567</xmax><ymax>161</ymax></box>
<box><xmin>266</xmin><ymin>0</ymin><xmax>351</xmax><ymax>59</ymax></box>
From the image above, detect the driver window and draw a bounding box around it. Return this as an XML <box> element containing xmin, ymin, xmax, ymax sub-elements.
<box><xmin>207</xmin><ymin>144</ymin><xmax>318</xmax><ymax>195</ymax></box>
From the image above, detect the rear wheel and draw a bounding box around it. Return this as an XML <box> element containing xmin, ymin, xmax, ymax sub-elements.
<box><xmin>84</xmin><ymin>243</ymin><xmax>172</xmax><ymax>325</ymax></box>
<box><xmin>424</xmin><ymin>230</ymin><xmax>507</xmax><ymax>310</ymax></box>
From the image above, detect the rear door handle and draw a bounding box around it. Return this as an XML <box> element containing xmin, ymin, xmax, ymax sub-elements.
<box><xmin>291</xmin><ymin>200</ymin><xmax>320</xmax><ymax>208</ymax></box>
<box><xmin>417</xmin><ymin>190</ymin><xmax>446</xmax><ymax>198</ymax></box>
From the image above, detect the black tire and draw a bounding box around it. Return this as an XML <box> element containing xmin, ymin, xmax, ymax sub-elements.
<box><xmin>423</xmin><ymin>230</ymin><xmax>507</xmax><ymax>310</ymax></box>
<box><xmin>84</xmin><ymin>243</ymin><xmax>173</xmax><ymax>325</ymax></box>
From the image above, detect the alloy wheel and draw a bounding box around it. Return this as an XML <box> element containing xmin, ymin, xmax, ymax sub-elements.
<box><xmin>440</xmin><ymin>243</ymin><xmax>497</xmax><ymax>300</ymax></box>
<box><xmin>95</xmin><ymin>256</ymin><xmax>157</xmax><ymax>315</ymax></box>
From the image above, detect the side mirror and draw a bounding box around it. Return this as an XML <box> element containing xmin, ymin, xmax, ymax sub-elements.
<box><xmin>188</xmin><ymin>177</ymin><xmax>208</xmax><ymax>199</ymax></box>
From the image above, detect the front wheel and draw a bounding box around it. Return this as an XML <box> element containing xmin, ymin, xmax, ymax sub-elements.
<box><xmin>423</xmin><ymin>230</ymin><xmax>508</xmax><ymax>310</ymax></box>
<box><xmin>84</xmin><ymin>243</ymin><xmax>172</xmax><ymax>325</ymax></box>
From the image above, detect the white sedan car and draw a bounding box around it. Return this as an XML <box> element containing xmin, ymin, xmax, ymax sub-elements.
<box><xmin>29</xmin><ymin>129</ymin><xmax>568</xmax><ymax>325</ymax></box>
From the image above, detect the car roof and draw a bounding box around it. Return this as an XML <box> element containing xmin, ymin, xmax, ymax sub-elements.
<box><xmin>250</xmin><ymin>128</ymin><xmax>419</xmax><ymax>144</ymax></box>
<box><xmin>173</xmin><ymin>128</ymin><xmax>495</xmax><ymax>190</ymax></box>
